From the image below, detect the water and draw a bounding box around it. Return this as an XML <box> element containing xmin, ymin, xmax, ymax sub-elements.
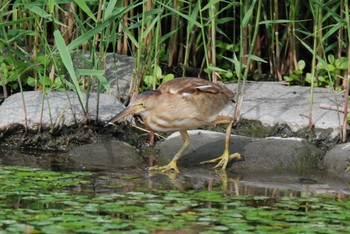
<box><xmin>0</xmin><ymin>147</ymin><xmax>350</xmax><ymax>233</ymax></box>
<box><xmin>0</xmin><ymin>146</ymin><xmax>348</xmax><ymax>196</ymax></box>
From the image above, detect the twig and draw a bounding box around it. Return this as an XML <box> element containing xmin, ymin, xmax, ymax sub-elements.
<box><xmin>319</xmin><ymin>103</ymin><xmax>350</xmax><ymax>113</ymax></box>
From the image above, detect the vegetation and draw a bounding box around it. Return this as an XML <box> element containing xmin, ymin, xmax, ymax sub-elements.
<box><xmin>0</xmin><ymin>166</ymin><xmax>350</xmax><ymax>233</ymax></box>
<box><xmin>0</xmin><ymin>0</ymin><xmax>349</xmax><ymax>135</ymax></box>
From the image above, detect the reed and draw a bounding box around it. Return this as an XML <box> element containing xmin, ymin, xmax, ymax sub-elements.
<box><xmin>0</xmin><ymin>0</ymin><xmax>349</xmax><ymax>126</ymax></box>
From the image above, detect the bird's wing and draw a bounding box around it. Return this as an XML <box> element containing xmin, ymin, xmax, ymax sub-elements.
<box><xmin>158</xmin><ymin>78</ymin><xmax>222</xmax><ymax>97</ymax></box>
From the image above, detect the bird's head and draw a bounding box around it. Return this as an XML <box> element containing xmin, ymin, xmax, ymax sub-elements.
<box><xmin>107</xmin><ymin>90</ymin><xmax>161</xmax><ymax>125</ymax></box>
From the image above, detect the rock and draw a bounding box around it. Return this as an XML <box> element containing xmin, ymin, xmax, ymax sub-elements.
<box><xmin>224</xmin><ymin>82</ymin><xmax>345</xmax><ymax>141</ymax></box>
<box><xmin>158</xmin><ymin>130</ymin><xmax>324</xmax><ymax>172</ymax></box>
<box><xmin>0</xmin><ymin>91</ymin><xmax>124</xmax><ymax>131</ymax></box>
<box><xmin>67</xmin><ymin>141</ymin><xmax>143</xmax><ymax>171</ymax></box>
<box><xmin>105</xmin><ymin>54</ymin><xmax>134</xmax><ymax>99</ymax></box>
<box><xmin>73</xmin><ymin>53</ymin><xmax>134</xmax><ymax>100</ymax></box>
<box><xmin>231</xmin><ymin>136</ymin><xmax>324</xmax><ymax>172</ymax></box>
<box><xmin>322</xmin><ymin>142</ymin><xmax>350</xmax><ymax>179</ymax></box>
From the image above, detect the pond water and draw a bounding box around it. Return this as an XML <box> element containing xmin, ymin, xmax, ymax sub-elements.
<box><xmin>0</xmin><ymin>147</ymin><xmax>349</xmax><ymax>233</ymax></box>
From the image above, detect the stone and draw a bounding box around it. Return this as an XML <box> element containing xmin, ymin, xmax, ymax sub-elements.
<box><xmin>67</xmin><ymin>141</ymin><xmax>143</xmax><ymax>171</ymax></box>
<box><xmin>104</xmin><ymin>54</ymin><xmax>134</xmax><ymax>99</ymax></box>
<box><xmin>322</xmin><ymin>142</ymin><xmax>350</xmax><ymax>179</ymax></box>
<box><xmin>158</xmin><ymin>130</ymin><xmax>324</xmax><ymax>172</ymax></box>
<box><xmin>0</xmin><ymin>91</ymin><xmax>124</xmax><ymax>131</ymax></box>
<box><xmin>224</xmin><ymin>82</ymin><xmax>344</xmax><ymax>140</ymax></box>
<box><xmin>73</xmin><ymin>53</ymin><xmax>134</xmax><ymax>100</ymax></box>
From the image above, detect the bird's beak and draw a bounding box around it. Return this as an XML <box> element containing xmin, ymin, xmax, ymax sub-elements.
<box><xmin>106</xmin><ymin>105</ymin><xmax>143</xmax><ymax>126</ymax></box>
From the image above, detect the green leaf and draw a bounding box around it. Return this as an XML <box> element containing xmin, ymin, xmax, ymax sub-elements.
<box><xmin>157</xmin><ymin>1</ymin><xmax>201</xmax><ymax>28</ymax></box>
<box><xmin>327</xmin><ymin>54</ymin><xmax>335</xmax><ymax>64</ymax></box>
<box><xmin>242</xmin><ymin>0</ymin><xmax>256</xmax><ymax>26</ymax></box>
<box><xmin>0</xmin><ymin>17</ymin><xmax>35</xmax><ymax>28</ymax></box>
<box><xmin>103</xmin><ymin>0</ymin><xmax>118</xmax><ymax>20</ymax></box>
<box><xmin>39</xmin><ymin>76</ymin><xmax>53</xmax><ymax>86</ymax></box>
<box><xmin>67</xmin><ymin>15</ymin><xmax>120</xmax><ymax>51</ymax></box>
<box><xmin>327</xmin><ymin>64</ymin><xmax>335</xmax><ymax>72</ymax></box>
<box><xmin>74</xmin><ymin>0</ymin><xmax>97</xmax><ymax>22</ymax></box>
<box><xmin>297</xmin><ymin>60</ymin><xmax>306</xmax><ymax>70</ymax></box>
<box><xmin>27</xmin><ymin>77</ymin><xmax>36</xmax><ymax>87</ymax></box>
<box><xmin>245</xmin><ymin>54</ymin><xmax>268</xmax><ymax>63</ymax></box>
<box><xmin>143</xmin><ymin>75</ymin><xmax>154</xmax><ymax>86</ymax></box>
<box><xmin>318</xmin><ymin>75</ymin><xmax>326</xmax><ymax>82</ymax></box>
<box><xmin>76</xmin><ymin>69</ymin><xmax>105</xmax><ymax>76</ymax></box>
<box><xmin>162</xmin><ymin>74</ymin><xmax>174</xmax><ymax>83</ymax></box>
<box><xmin>1</xmin><ymin>63</ymin><xmax>8</xmax><ymax>77</ymax></box>
<box><xmin>340</xmin><ymin>62</ymin><xmax>348</xmax><ymax>70</ymax></box>
<box><xmin>202</xmin><ymin>0</ymin><xmax>221</xmax><ymax>11</ymax></box>
<box><xmin>54</xmin><ymin>30</ymin><xmax>86</xmax><ymax>113</ymax></box>
<box><xmin>48</xmin><ymin>0</ymin><xmax>55</xmax><ymax>14</ymax></box>
<box><xmin>26</xmin><ymin>5</ymin><xmax>51</xmax><ymax>19</ymax></box>
<box><xmin>154</xmin><ymin>66</ymin><xmax>162</xmax><ymax>78</ymax></box>
<box><xmin>96</xmin><ymin>75</ymin><xmax>111</xmax><ymax>92</ymax></box>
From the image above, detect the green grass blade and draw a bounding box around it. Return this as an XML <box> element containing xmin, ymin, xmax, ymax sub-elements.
<box><xmin>156</xmin><ymin>1</ymin><xmax>201</xmax><ymax>28</ymax></box>
<box><xmin>0</xmin><ymin>17</ymin><xmax>35</xmax><ymax>27</ymax></box>
<box><xmin>54</xmin><ymin>30</ymin><xmax>86</xmax><ymax>113</ymax></box>
<box><xmin>74</xmin><ymin>0</ymin><xmax>97</xmax><ymax>22</ymax></box>
<box><xmin>76</xmin><ymin>69</ymin><xmax>110</xmax><ymax>92</ymax></box>
<box><xmin>103</xmin><ymin>0</ymin><xmax>118</xmax><ymax>20</ymax></box>
<box><xmin>242</xmin><ymin>0</ymin><xmax>256</xmax><ymax>26</ymax></box>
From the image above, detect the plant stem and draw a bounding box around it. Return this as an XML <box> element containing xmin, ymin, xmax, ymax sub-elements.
<box><xmin>234</xmin><ymin>0</ymin><xmax>261</xmax><ymax>122</ymax></box>
<box><xmin>198</xmin><ymin>0</ymin><xmax>210</xmax><ymax>79</ymax></box>
<box><xmin>210</xmin><ymin>2</ymin><xmax>217</xmax><ymax>82</ymax></box>
<box><xmin>308</xmin><ymin>0</ymin><xmax>320</xmax><ymax>130</ymax></box>
<box><xmin>342</xmin><ymin>0</ymin><xmax>350</xmax><ymax>142</ymax></box>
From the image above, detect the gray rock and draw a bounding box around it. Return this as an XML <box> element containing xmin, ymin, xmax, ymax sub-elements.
<box><xmin>68</xmin><ymin>141</ymin><xmax>143</xmax><ymax>171</ymax></box>
<box><xmin>231</xmin><ymin>136</ymin><xmax>324</xmax><ymax>172</ymax></box>
<box><xmin>105</xmin><ymin>54</ymin><xmax>134</xmax><ymax>99</ymax></box>
<box><xmin>158</xmin><ymin>130</ymin><xmax>324</xmax><ymax>172</ymax></box>
<box><xmin>0</xmin><ymin>91</ymin><xmax>124</xmax><ymax>131</ymax></box>
<box><xmin>323</xmin><ymin>142</ymin><xmax>350</xmax><ymax>178</ymax></box>
<box><xmin>224</xmin><ymin>82</ymin><xmax>345</xmax><ymax>140</ymax></box>
<box><xmin>72</xmin><ymin>53</ymin><xmax>134</xmax><ymax>100</ymax></box>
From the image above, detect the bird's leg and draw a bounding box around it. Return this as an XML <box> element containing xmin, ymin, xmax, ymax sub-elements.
<box><xmin>149</xmin><ymin>130</ymin><xmax>155</xmax><ymax>146</ymax></box>
<box><xmin>201</xmin><ymin>117</ymin><xmax>242</xmax><ymax>170</ymax></box>
<box><xmin>149</xmin><ymin>130</ymin><xmax>189</xmax><ymax>173</ymax></box>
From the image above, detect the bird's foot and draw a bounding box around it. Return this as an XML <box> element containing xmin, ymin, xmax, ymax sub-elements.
<box><xmin>149</xmin><ymin>160</ymin><xmax>180</xmax><ymax>174</ymax></box>
<box><xmin>201</xmin><ymin>152</ymin><xmax>242</xmax><ymax>170</ymax></box>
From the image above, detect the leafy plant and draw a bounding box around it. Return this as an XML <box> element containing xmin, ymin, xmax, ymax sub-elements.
<box><xmin>1</xmin><ymin>166</ymin><xmax>350</xmax><ymax>233</ymax></box>
<box><xmin>142</xmin><ymin>65</ymin><xmax>174</xmax><ymax>91</ymax></box>
<box><xmin>283</xmin><ymin>60</ymin><xmax>306</xmax><ymax>85</ymax></box>
<box><xmin>305</xmin><ymin>55</ymin><xmax>348</xmax><ymax>88</ymax></box>
<box><xmin>0</xmin><ymin>57</ymin><xmax>27</xmax><ymax>92</ymax></box>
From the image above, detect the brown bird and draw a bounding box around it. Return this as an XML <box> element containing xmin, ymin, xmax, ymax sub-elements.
<box><xmin>108</xmin><ymin>77</ymin><xmax>241</xmax><ymax>173</ymax></box>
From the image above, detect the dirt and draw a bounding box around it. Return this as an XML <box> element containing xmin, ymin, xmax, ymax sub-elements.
<box><xmin>0</xmin><ymin>123</ymin><xmax>139</xmax><ymax>152</ymax></box>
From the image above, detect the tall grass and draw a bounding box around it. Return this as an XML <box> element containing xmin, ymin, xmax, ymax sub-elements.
<box><xmin>0</xmin><ymin>0</ymin><xmax>349</xmax><ymax>131</ymax></box>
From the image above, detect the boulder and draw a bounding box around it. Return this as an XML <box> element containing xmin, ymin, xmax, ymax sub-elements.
<box><xmin>0</xmin><ymin>91</ymin><xmax>124</xmax><ymax>131</ymax></box>
<box><xmin>158</xmin><ymin>130</ymin><xmax>324</xmax><ymax>172</ymax></box>
<box><xmin>322</xmin><ymin>142</ymin><xmax>350</xmax><ymax>179</ymax></box>
<box><xmin>68</xmin><ymin>141</ymin><xmax>143</xmax><ymax>171</ymax></box>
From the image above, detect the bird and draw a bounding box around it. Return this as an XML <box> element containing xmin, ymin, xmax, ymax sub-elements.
<box><xmin>107</xmin><ymin>77</ymin><xmax>242</xmax><ymax>173</ymax></box>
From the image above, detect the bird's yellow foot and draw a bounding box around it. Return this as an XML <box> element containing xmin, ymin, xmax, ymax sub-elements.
<box><xmin>149</xmin><ymin>160</ymin><xmax>180</xmax><ymax>174</ymax></box>
<box><xmin>201</xmin><ymin>153</ymin><xmax>242</xmax><ymax>170</ymax></box>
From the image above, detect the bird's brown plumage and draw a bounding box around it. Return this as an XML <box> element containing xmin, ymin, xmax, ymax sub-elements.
<box><xmin>108</xmin><ymin>77</ymin><xmax>241</xmax><ymax>173</ymax></box>
<box><xmin>129</xmin><ymin>78</ymin><xmax>234</xmax><ymax>132</ymax></box>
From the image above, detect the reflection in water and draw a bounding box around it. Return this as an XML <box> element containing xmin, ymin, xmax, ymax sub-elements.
<box><xmin>0</xmin><ymin>147</ymin><xmax>349</xmax><ymax>199</ymax></box>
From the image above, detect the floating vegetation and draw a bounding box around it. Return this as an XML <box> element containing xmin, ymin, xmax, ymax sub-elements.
<box><xmin>0</xmin><ymin>166</ymin><xmax>349</xmax><ymax>233</ymax></box>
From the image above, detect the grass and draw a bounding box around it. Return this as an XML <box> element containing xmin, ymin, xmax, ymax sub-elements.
<box><xmin>0</xmin><ymin>0</ymin><xmax>349</xmax><ymax>137</ymax></box>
